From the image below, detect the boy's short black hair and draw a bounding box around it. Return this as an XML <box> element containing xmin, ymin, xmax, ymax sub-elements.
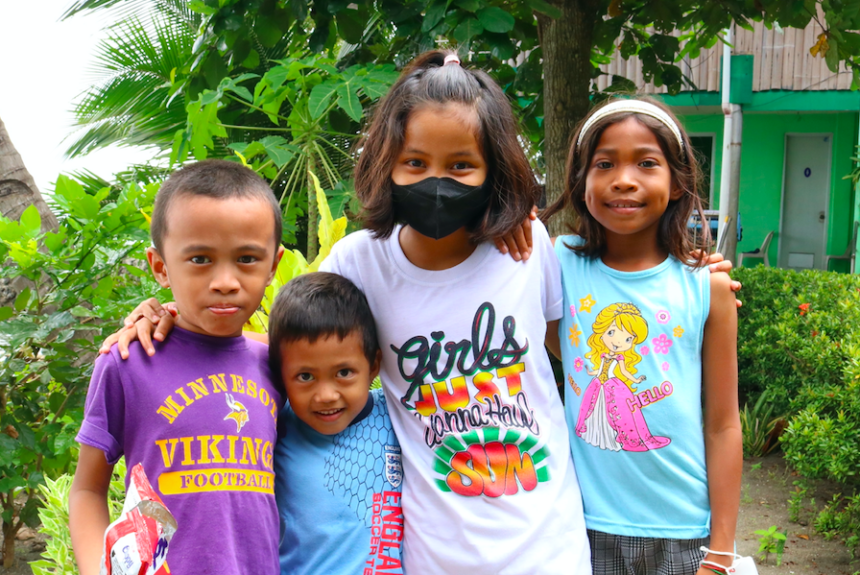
<box><xmin>268</xmin><ymin>272</ymin><xmax>379</xmax><ymax>389</ymax></box>
<box><xmin>150</xmin><ymin>159</ymin><xmax>282</xmax><ymax>254</ymax></box>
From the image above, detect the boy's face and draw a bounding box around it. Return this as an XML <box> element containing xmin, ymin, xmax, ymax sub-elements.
<box><xmin>147</xmin><ymin>194</ymin><xmax>284</xmax><ymax>338</ymax></box>
<box><xmin>280</xmin><ymin>332</ymin><xmax>381</xmax><ymax>435</ymax></box>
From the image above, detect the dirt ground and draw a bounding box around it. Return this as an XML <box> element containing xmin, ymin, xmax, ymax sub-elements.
<box><xmin>1</xmin><ymin>453</ymin><xmax>858</xmax><ymax>574</ymax></box>
<box><xmin>0</xmin><ymin>526</ymin><xmax>45</xmax><ymax>575</ymax></box>
<box><xmin>737</xmin><ymin>454</ymin><xmax>858</xmax><ymax>575</ymax></box>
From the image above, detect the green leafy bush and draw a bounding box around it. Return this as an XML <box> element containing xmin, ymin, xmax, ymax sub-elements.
<box><xmin>29</xmin><ymin>459</ymin><xmax>126</xmax><ymax>575</ymax></box>
<box><xmin>736</xmin><ymin>266</ymin><xmax>860</xmax><ymax>482</ymax></box>
<box><xmin>0</xmin><ymin>176</ymin><xmax>168</xmax><ymax>566</ymax></box>
<box><xmin>739</xmin><ymin>390</ymin><xmax>783</xmax><ymax>458</ymax></box>
<box><xmin>814</xmin><ymin>492</ymin><xmax>860</xmax><ymax>559</ymax></box>
<box><xmin>781</xmin><ymin>372</ymin><xmax>860</xmax><ymax>485</ymax></box>
<box><xmin>736</xmin><ymin>266</ymin><xmax>860</xmax><ymax>554</ymax></box>
<box><xmin>734</xmin><ymin>266</ymin><xmax>860</xmax><ymax>414</ymax></box>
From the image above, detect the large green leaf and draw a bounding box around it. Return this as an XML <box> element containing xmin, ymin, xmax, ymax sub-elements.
<box><xmin>19</xmin><ymin>205</ymin><xmax>41</xmax><ymax>237</ymax></box>
<box><xmin>336</xmin><ymin>83</ymin><xmax>363</xmax><ymax>122</ymax></box>
<box><xmin>309</xmin><ymin>81</ymin><xmax>339</xmax><ymax>119</ymax></box>
<box><xmin>527</xmin><ymin>0</ymin><xmax>563</xmax><ymax>18</ymax></box>
<box><xmin>422</xmin><ymin>1</ymin><xmax>448</xmax><ymax>32</ymax></box>
<box><xmin>336</xmin><ymin>6</ymin><xmax>369</xmax><ymax>44</ymax></box>
<box><xmin>259</xmin><ymin>136</ymin><xmax>299</xmax><ymax>168</ymax></box>
<box><xmin>477</xmin><ymin>7</ymin><xmax>515</xmax><ymax>33</ymax></box>
<box><xmin>453</xmin><ymin>17</ymin><xmax>484</xmax><ymax>44</ymax></box>
<box><xmin>455</xmin><ymin>0</ymin><xmax>481</xmax><ymax>12</ymax></box>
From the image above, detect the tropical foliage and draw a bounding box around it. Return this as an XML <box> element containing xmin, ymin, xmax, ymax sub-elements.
<box><xmin>0</xmin><ymin>176</ymin><xmax>168</xmax><ymax>567</ymax></box>
<box><xmin>64</xmin><ymin>0</ymin><xmax>202</xmax><ymax>157</ymax></box>
<box><xmin>172</xmin><ymin>53</ymin><xmax>397</xmax><ymax>255</ymax></box>
<box><xmin>245</xmin><ymin>172</ymin><xmax>348</xmax><ymax>333</ymax></box>
<box><xmin>64</xmin><ymin>0</ymin><xmax>860</xmax><ymax>239</ymax></box>
<box><xmin>28</xmin><ymin>459</ymin><xmax>127</xmax><ymax>575</ymax></box>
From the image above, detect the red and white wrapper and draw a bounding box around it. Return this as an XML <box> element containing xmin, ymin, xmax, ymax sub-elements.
<box><xmin>99</xmin><ymin>463</ymin><xmax>177</xmax><ymax>575</ymax></box>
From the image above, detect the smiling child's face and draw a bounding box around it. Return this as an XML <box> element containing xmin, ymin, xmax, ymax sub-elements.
<box><xmin>280</xmin><ymin>332</ymin><xmax>381</xmax><ymax>435</ymax></box>
<box><xmin>584</xmin><ymin>116</ymin><xmax>681</xmax><ymax>243</ymax></box>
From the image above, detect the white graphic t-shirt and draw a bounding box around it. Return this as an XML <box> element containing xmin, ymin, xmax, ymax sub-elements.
<box><xmin>321</xmin><ymin>220</ymin><xmax>590</xmax><ymax>574</ymax></box>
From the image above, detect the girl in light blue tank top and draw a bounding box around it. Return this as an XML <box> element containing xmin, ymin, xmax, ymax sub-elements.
<box><xmin>543</xmin><ymin>98</ymin><xmax>742</xmax><ymax>575</ymax></box>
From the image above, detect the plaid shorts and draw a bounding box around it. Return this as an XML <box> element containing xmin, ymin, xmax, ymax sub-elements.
<box><xmin>588</xmin><ymin>529</ymin><xmax>709</xmax><ymax>575</ymax></box>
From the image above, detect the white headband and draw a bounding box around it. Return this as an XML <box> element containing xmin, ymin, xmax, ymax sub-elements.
<box><xmin>576</xmin><ymin>100</ymin><xmax>685</xmax><ymax>153</ymax></box>
<box><xmin>443</xmin><ymin>54</ymin><xmax>461</xmax><ymax>66</ymax></box>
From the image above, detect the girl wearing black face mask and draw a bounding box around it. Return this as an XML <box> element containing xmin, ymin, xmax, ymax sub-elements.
<box><xmin>328</xmin><ymin>50</ymin><xmax>594</xmax><ymax>575</ymax></box>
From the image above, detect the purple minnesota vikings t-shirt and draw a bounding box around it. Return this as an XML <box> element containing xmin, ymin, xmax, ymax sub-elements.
<box><xmin>77</xmin><ymin>326</ymin><xmax>282</xmax><ymax>575</ymax></box>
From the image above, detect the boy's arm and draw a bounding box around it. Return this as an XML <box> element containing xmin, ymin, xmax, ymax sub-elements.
<box><xmin>699</xmin><ymin>271</ymin><xmax>742</xmax><ymax>573</ymax></box>
<box><xmin>244</xmin><ymin>330</ymin><xmax>270</xmax><ymax>344</ymax></box>
<box><xmin>69</xmin><ymin>445</ymin><xmax>115</xmax><ymax>575</ymax></box>
<box><xmin>545</xmin><ymin>320</ymin><xmax>561</xmax><ymax>359</ymax></box>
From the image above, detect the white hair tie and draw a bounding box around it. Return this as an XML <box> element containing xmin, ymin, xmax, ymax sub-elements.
<box><xmin>577</xmin><ymin>100</ymin><xmax>685</xmax><ymax>154</ymax></box>
<box><xmin>443</xmin><ymin>54</ymin><xmax>461</xmax><ymax>66</ymax></box>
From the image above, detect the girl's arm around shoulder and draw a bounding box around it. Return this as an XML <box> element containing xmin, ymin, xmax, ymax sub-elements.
<box><xmin>69</xmin><ymin>445</ymin><xmax>114</xmax><ymax>575</ymax></box>
<box><xmin>700</xmin><ymin>272</ymin><xmax>742</xmax><ymax>572</ymax></box>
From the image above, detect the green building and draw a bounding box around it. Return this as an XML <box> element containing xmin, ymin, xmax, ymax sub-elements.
<box><xmin>598</xmin><ymin>21</ymin><xmax>859</xmax><ymax>272</ymax></box>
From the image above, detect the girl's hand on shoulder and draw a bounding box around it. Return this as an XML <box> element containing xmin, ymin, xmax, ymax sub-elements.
<box><xmin>493</xmin><ymin>206</ymin><xmax>537</xmax><ymax>262</ymax></box>
<box><xmin>704</xmin><ymin>252</ymin><xmax>742</xmax><ymax>308</ymax></box>
<box><xmin>99</xmin><ymin>299</ymin><xmax>177</xmax><ymax>359</ymax></box>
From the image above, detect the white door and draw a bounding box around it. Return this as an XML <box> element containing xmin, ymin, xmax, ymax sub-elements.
<box><xmin>779</xmin><ymin>134</ymin><xmax>832</xmax><ymax>270</ymax></box>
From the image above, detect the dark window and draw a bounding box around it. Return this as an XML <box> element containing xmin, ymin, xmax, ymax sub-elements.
<box><xmin>690</xmin><ymin>135</ymin><xmax>714</xmax><ymax>207</ymax></box>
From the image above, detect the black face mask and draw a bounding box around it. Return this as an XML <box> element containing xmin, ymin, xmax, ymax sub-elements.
<box><xmin>391</xmin><ymin>177</ymin><xmax>491</xmax><ymax>240</ymax></box>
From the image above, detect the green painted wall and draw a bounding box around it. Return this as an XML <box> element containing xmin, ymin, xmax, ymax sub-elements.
<box><xmin>737</xmin><ymin>112</ymin><xmax>856</xmax><ymax>271</ymax></box>
<box><xmin>674</xmin><ymin>110</ymin><xmax>857</xmax><ymax>271</ymax></box>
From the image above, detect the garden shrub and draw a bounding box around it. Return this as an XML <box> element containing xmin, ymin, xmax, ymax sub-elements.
<box><xmin>814</xmin><ymin>492</ymin><xmax>860</xmax><ymax>559</ymax></box>
<box><xmin>734</xmin><ymin>266</ymin><xmax>860</xmax><ymax>414</ymax></box>
<box><xmin>781</xmin><ymin>361</ymin><xmax>860</xmax><ymax>485</ymax></box>
<box><xmin>29</xmin><ymin>459</ymin><xmax>126</xmax><ymax>575</ymax></box>
<box><xmin>736</xmin><ymin>265</ymin><xmax>860</xmax><ymax>553</ymax></box>
<box><xmin>0</xmin><ymin>176</ymin><xmax>168</xmax><ymax>566</ymax></box>
<box><xmin>736</xmin><ymin>266</ymin><xmax>860</xmax><ymax>478</ymax></box>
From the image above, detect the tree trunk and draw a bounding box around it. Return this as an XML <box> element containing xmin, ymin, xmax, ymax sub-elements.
<box><xmin>306</xmin><ymin>162</ymin><xmax>318</xmax><ymax>263</ymax></box>
<box><xmin>537</xmin><ymin>0</ymin><xmax>600</xmax><ymax>235</ymax></box>
<box><xmin>0</xmin><ymin>115</ymin><xmax>58</xmax><ymax>307</ymax></box>
<box><xmin>0</xmin><ymin>116</ymin><xmax>58</xmax><ymax>232</ymax></box>
<box><xmin>1</xmin><ymin>505</ymin><xmax>18</xmax><ymax>569</ymax></box>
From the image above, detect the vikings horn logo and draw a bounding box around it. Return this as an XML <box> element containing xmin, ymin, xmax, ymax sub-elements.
<box><xmin>224</xmin><ymin>393</ymin><xmax>249</xmax><ymax>432</ymax></box>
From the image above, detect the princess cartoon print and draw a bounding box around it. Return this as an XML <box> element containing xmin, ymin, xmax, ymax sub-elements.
<box><xmin>576</xmin><ymin>303</ymin><xmax>670</xmax><ymax>452</ymax></box>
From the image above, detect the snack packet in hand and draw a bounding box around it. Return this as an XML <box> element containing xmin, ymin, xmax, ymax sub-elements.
<box><xmin>100</xmin><ymin>463</ymin><xmax>177</xmax><ymax>575</ymax></box>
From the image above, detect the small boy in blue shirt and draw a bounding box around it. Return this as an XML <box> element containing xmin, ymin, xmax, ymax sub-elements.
<box><xmin>268</xmin><ymin>272</ymin><xmax>404</xmax><ymax>575</ymax></box>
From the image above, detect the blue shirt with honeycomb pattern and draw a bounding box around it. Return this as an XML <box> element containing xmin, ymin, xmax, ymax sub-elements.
<box><xmin>275</xmin><ymin>388</ymin><xmax>404</xmax><ymax>575</ymax></box>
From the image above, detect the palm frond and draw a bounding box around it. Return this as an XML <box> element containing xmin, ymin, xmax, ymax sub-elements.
<box><xmin>66</xmin><ymin>14</ymin><xmax>194</xmax><ymax>156</ymax></box>
<box><xmin>62</xmin><ymin>0</ymin><xmax>200</xmax><ymax>32</ymax></box>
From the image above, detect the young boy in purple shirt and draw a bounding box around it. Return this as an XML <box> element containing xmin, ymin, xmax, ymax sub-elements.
<box><xmin>69</xmin><ymin>160</ymin><xmax>285</xmax><ymax>575</ymax></box>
